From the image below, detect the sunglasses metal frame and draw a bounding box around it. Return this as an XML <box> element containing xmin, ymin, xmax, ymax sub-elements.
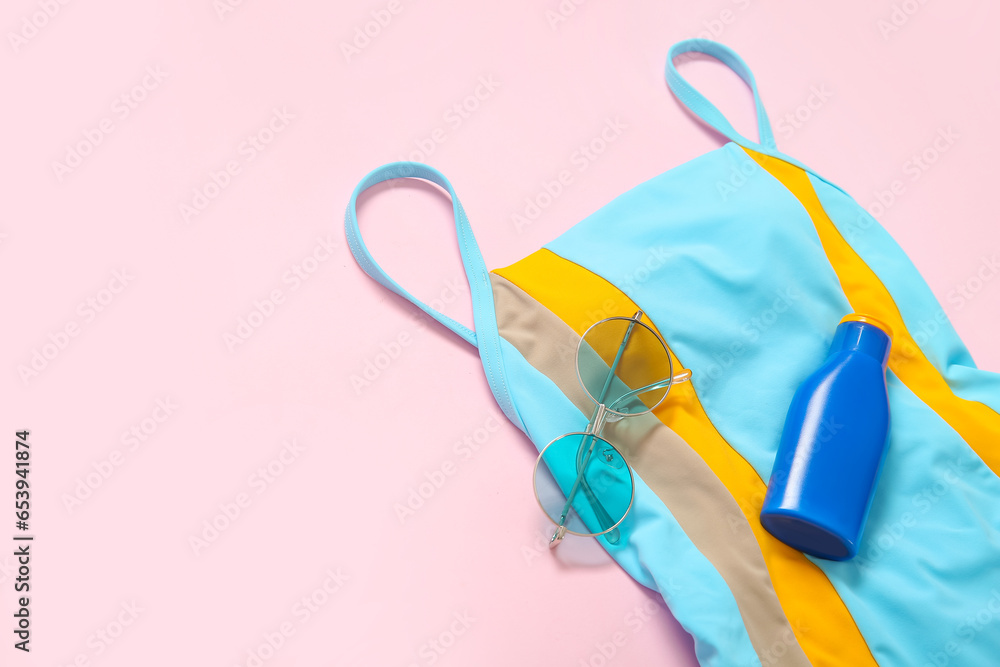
<box><xmin>533</xmin><ymin>310</ymin><xmax>691</xmax><ymax>548</ymax></box>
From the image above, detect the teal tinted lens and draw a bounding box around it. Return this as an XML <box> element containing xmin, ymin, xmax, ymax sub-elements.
<box><xmin>576</xmin><ymin>317</ymin><xmax>673</xmax><ymax>417</ymax></box>
<box><xmin>533</xmin><ymin>433</ymin><xmax>633</xmax><ymax>537</ymax></box>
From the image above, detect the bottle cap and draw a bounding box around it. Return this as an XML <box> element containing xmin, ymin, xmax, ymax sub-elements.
<box><xmin>839</xmin><ymin>313</ymin><xmax>893</xmax><ymax>342</ymax></box>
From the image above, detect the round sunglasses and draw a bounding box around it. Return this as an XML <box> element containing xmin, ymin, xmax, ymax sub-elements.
<box><xmin>532</xmin><ymin>311</ymin><xmax>691</xmax><ymax>547</ymax></box>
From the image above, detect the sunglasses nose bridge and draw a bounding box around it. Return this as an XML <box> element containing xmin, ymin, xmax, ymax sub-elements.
<box><xmin>587</xmin><ymin>403</ymin><xmax>610</xmax><ymax>435</ymax></box>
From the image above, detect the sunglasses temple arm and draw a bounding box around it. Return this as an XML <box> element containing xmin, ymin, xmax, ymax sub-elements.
<box><xmin>606</xmin><ymin>369</ymin><xmax>693</xmax><ymax>411</ymax></box>
<box><xmin>572</xmin><ymin>370</ymin><xmax>694</xmax><ymax>545</ymax></box>
<box><xmin>577</xmin><ymin>375</ymin><xmax>694</xmax><ymax>542</ymax></box>
<box><xmin>578</xmin><ymin>470</ymin><xmax>621</xmax><ymax>545</ymax></box>
<box><xmin>575</xmin><ymin>423</ymin><xmax>620</xmax><ymax>542</ymax></box>
<box><xmin>575</xmin><ymin>373</ymin><xmax>695</xmax><ymax>543</ymax></box>
<box><xmin>551</xmin><ymin>436</ymin><xmax>595</xmax><ymax>540</ymax></box>
<box><xmin>549</xmin><ymin>433</ymin><xmax>621</xmax><ymax>547</ymax></box>
<box><xmin>594</xmin><ymin>311</ymin><xmax>642</xmax><ymax>405</ymax></box>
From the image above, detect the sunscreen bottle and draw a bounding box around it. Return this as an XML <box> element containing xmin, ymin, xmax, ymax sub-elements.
<box><xmin>760</xmin><ymin>314</ymin><xmax>892</xmax><ymax>560</ymax></box>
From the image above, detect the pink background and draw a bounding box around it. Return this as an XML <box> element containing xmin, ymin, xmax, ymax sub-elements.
<box><xmin>3</xmin><ymin>1</ymin><xmax>998</xmax><ymax>665</ymax></box>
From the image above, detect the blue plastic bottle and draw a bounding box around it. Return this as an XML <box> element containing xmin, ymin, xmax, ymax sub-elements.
<box><xmin>760</xmin><ymin>314</ymin><xmax>892</xmax><ymax>560</ymax></box>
